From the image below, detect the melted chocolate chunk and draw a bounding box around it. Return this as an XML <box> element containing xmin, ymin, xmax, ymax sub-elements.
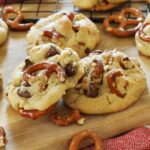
<box><xmin>22</xmin><ymin>81</ymin><xmax>30</xmax><ymax>87</ymax></box>
<box><xmin>84</xmin><ymin>83</ymin><xmax>99</xmax><ymax>98</ymax></box>
<box><xmin>17</xmin><ymin>89</ymin><xmax>31</xmax><ymax>98</ymax></box>
<box><xmin>65</xmin><ymin>63</ymin><xmax>77</xmax><ymax>76</ymax></box>
<box><xmin>23</xmin><ymin>59</ymin><xmax>33</xmax><ymax>71</ymax></box>
<box><xmin>78</xmin><ymin>75</ymin><xmax>85</xmax><ymax>84</ymax></box>
<box><xmin>46</xmin><ymin>46</ymin><xmax>60</xmax><ymax>58</ymax></box>
<box><xmin>85</xmin><ymin>48</ymin><xmax>90</xmax><ymax>54</ymax></box>
<box><xmin>122</xmin><ymin>56</ymin><xmax>129</xmax><ymax>61</ymax></box>
<box><xmin>72</xmin><ymin>25</ymin><xmax>80</xmax><ymax>32</ymax></box>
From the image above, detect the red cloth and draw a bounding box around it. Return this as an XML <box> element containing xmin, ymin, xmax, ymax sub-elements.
<box><xmin>103</xmin><ymin>127</ymin><xmax>150</xmax><ymax>150</ymax></box>
<box><xmin>83</xmin><ymin>127</ymin><xmax>150</xmax><ymax>150</ymax></box>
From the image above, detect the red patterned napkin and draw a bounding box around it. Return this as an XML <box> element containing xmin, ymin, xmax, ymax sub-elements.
<box><xmin>83</xmin><ymin>127</ymin><xmax>150</xmax><ymax>150</ymax></box>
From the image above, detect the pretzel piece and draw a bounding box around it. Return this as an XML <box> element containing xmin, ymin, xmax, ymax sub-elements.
<box><xmin>2</xmin><ymin>7</ymin><xmax>34</xmax><ymax>31</ymax></box>
<box><xmin>93</xmin><ymin>59</ymin><xmax>104</xmax><ymax>78</ymax></box>
<box><xmin>69</xmin><ymin>130</ymin><xmax>102</xmax><ymax>150</ymax></box>
<box><xmin>50</xmin><ymin>110</ymin><xmax>83</xmax><ymax>126</ymax></box>
<box><xmin>0</xmin><ymin>127</ymin><xmax>7</xmax><ymax>147</ymax></box>
<box><xmin>103</xmin><ymin>7</ymin><xmax>144</xmax><ymax>37</ymax></box>
<box><xmin>18</xmin><ymin>103</ymin><xmax>57</xmax><ymax>120</ymax></box>
<box><xmin>107</xmin><ymin>70</ymin><xmax>127</xmax><ymax>97</ymax></box>
<box><xmin>23</xmin><ymin>62</ymin><xmax>65</xmax><ymax>84</ymax></box>
<box><xmin>139</xmin><ymin>22</ymin><xmax>150</xmax><ymax>42</ymax></box>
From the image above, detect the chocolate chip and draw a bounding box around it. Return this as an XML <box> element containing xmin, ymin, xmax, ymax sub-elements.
<box><xmin>22</xmin><ymin>81</ymin><xmax>30</xmax><ymax>87</ymax></box>
<box><xmin>78</xmin><ymin>42</ymin><xmax>85</xmax><ymax>46</ymax></box>
<box><xmin>46</xmin><ymin>46</ymin><xmax>60</xmax><ymax>58</ymax></box>
<box><xmin>84</xmin><ymin>83</ymin><xmax>99</xmax><ymax>98</ymax></box>
<box><xmin>23</xmin><ymin>59</ymin><xmax>33</xmax><ymax>71</ymax></box>
<box><xmin>17</xmin><ymin>89</ymin><xmax>31</xmax><ymax>98</ymax></box>
<box><xmin>65</xmin><ymin>63</ymin><xmax>77</xmax><ymax>76</ymax></box>
<box><xmin>85</xmin><ymin>48</ymin><xmax>90</xmax><ymax>54</ymax></box>
<box><xmin>72</xmin><ymin>25</ymin><xmax>80</xmax><ymax>32</ymax></box>
<box><xmin>78</xmin><ymin>75</ymin><xmax>85</xmax><ymax>84</ymax></box>
<box><xmin>122</xmin><ymin>56</ymin><xmax>129</xmax><ymax>61</ymax></box>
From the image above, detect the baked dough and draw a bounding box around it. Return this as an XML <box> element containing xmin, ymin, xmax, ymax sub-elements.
<box><xmin>0</xmin><ymin>73</ymin><xmax>3</xmax><ymax>91</ymax></box>
<box><xmin>6</xmin><ymin>44</ymin><xmax>84</xmax><ymax>112</ymax></box>
<box><xmin>0</xmin><ymin>19</ymin><xmax>8</xmax><ymax>45</ymax></box>
<box><xmin>26</xmin><ymin>12</ymin><xmax>100</xmax><ymax>58</ymax></box>
<box><xmin>28</xmin><ymin>43</ymin><xmax>63</xmax><ymax>63</ymax></box>
<box><xmin>135</xmin><ymin>13</ymin><xmax>150</xmax><ymax>57</ymax></box>
<box><xmin>64</xmin><ymin>50</ymin><xmax>146</xmax><ymax>114</ymax></box>
<box><xmin>73</xmin><ymin>0</ymin><xmax>127</xmax><ymax>11</ymax></box>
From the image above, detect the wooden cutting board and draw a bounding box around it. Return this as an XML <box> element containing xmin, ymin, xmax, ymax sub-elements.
<box><xmin>0</xmin><ymin>25</ymin><xmax>150</xmax><ymax>150</ymax></box>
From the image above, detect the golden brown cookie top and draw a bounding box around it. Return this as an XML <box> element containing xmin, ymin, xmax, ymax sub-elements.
<box><xmin>27</xmin><ymin>12</ymin><xmax>100</xmax><ymax>58</ymax></box>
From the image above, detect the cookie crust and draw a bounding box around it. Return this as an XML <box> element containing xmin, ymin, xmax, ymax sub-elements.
<box><xmin>26</xmin><ymin>12</ymin><xmax>100</xmax><ymax>58</ymax></box>
<box><xmin>64</xmin><ymin>50</ymin><xmax>146</xmax><ymax>114</ymax></box>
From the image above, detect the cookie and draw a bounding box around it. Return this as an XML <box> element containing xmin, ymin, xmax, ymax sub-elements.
<box><xmin>0</xmin><ymin>19</ymin><xmax>8</xmax><ymax>45</ymax></box>
<box><xmin>26</xmin><ymin>12</ymin><xmax>100</xmax><ymax>58</ymax></box>
<box><xmin>64</xmin><ymin>50</ymin><xmax>146</xmax><ymax>114</ymax></box>
<box><xmin>135</xmin><ymin>13</ymin><xmax>150</xmax><ymax>57</ymax></box>
<box><xmin>6</xmin><ymin>44</ymin><xmax>84</xmax><ymax>119</ymax></box>
<box><xmin>73</xmin><ymin>0</ymin><xmax>127</xmax><ymax>11</ymax></box>
<box><xmin>0</xmin><ymin>73</ymin><xmax>3</xmax><ymax>91</ymax></box>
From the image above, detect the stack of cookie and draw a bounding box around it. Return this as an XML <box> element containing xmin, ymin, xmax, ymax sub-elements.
<box><xmin>6</xmin><ymin>12</ymin><xmax>146</xmax><ymax>120</ymax></box>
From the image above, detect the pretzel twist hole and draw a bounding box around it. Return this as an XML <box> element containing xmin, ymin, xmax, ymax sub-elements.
<box><xmin>69</xmin><ymin>130</ymin><xmax>102</xmax><ymax>150</ymax></box>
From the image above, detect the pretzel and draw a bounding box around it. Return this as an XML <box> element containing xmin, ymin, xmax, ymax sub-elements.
<box><xmin>107</xmin><ymin>70</ymin><xmax>127</xmax><ymax>97</ymax></box>
<box><xmin>69</xmin><ymin>130</ymin><xmax>102</xmax><ymax>150</ymax></box>
<box><xmin>23</xmin><ymin>62</ymin><xmax>65</xmax><ymax>84</ymax></box>
<box><xmin>139</xmin><ymin>22</ymin><xmax>150</xmax><ymax>42</ymax></box>
<box><xmin>93</xmin><ymin>59</ymin><xmax>104</xmax><ymax>78</ymax></box>
<box><xmin>66</xmin><ymin>12</ymin><xmax>75</xmax><ymax>21</ymax></box>
<box><xmin>50</xmin><ymin>110</ymin><xmax>82</xmax><ymax>126</ymax></box>
<box><xmin>2</xmin><ymin>7</ymin><xmax>34</xmax><ymax>31</ymax></box>
<box><xmin>43</xmin><ymin>29</ymin><xmax>64</xmax><ymax>39</ymax></box>
<box><xmin>0</xmin><ymin>127</ymin><xmax>7</xmax><ymax>147</ymax></box>
<box><xmin>18</xmin><ymin>103</ymin><xmax>57</xmax><ymax>120</ymax></box>
<box><xmin>103</xmin><ymin>8</ymin><xmax>144</xmax><ymax>37</ymax></box>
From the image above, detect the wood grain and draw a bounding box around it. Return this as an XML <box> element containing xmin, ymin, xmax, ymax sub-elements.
<box><xmin>0</xmin><ymin>25</ymin><xmax>150</xmax><ymax>150</ymax></box>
